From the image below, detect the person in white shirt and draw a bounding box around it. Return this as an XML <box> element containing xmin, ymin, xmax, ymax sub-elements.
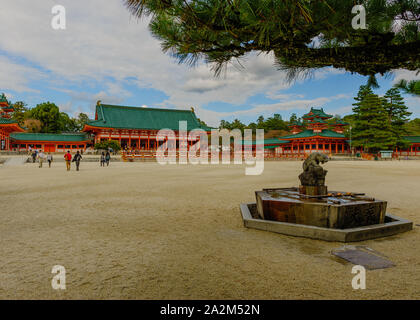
<box><xmin>37</xmin><ymin>150</ymin><xmax>45</xmax><ymax>168</ymax></box>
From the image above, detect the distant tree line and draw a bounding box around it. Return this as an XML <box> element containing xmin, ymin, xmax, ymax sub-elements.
<box><xmin>9</xmin><ymin>101</ymin><xmax>90</xmax><ymax>133</ymax></box>
<box><xmin>219</xmin><ymin>86</ymin><xmax>420</xmax><ymax>152</ymax></box>
<box><xmin>219</xmin><ymin>114</ymin><xmax>289</xmax><ymax>133</ymax></box>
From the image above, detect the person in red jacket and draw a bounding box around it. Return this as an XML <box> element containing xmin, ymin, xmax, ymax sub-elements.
<box><xmin>64</xmin><ymin>150</ymin><xmax>72</xmax><ymax>171</ymax></box>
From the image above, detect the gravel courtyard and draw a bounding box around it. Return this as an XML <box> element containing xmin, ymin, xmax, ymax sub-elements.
<box><xmin>0</xmin><ymin>160</ymin><xmax>419</xmax><ymax>299</ymax></box>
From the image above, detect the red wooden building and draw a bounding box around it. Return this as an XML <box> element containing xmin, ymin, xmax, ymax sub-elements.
<box><xmin>0</xmin><ymin>94</ymin><xmax>25</xmax><ymax>150</ymax></box>
<box><xmin>2</xmin><ymin>94</ymin><xmax>420</xmax><ymax>157</ymax></box>
<box><xmin>10</xmin><ymin>132</ymin><xmax>90</xmax><ymax>152</ymax></box>
<box><xmin>82</xmin><ymin>102</ymin><xmax>212</xmax><ymax>150</ymax></box>
<box><xmin>258</xmin><ymin>107</ymin><xmax>420</xmax><ymax>158</ymax></box>
<box><xmin>1</xmin><ymin>93</ymin><xmax>90</xmax><ymax>152</ymax></box>
<box><xmin>270</xmin><ymin>108</ymin><xmax>350</xmax><ymax>156</ymax></box>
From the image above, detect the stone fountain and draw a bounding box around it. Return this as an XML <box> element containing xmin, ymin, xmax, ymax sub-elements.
<box><xmin>240</xmin><ymin>153</ymin><xmax>412</xmax><ymax>242</ymax></box>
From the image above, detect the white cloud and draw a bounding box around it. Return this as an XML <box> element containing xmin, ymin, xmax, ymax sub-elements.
<box><xmin>392</xmin><ymin>70</ymin><xmax>420</xmax><ymax>84</ymax></box>
<box><xmin>0</xmin><ymin>56</ymin><xmax>45</xmax><ymax>92</ymax></box>
<box><xmin>193</xmin><ymin>93</ymin><xmax>351</xmax><ymax>126</ymax></box>
<box><xmin>265</xmin><ymin>92</ymin><xmax>305</xmax><ymax>100</ymax></box>
<box><xmin>0</xmin><ymin>0</ymin><xmax>351</xmax><ymax>125</ymax></box>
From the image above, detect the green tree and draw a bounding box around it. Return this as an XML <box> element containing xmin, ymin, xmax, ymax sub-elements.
<box><xmin>58</xmin><ymin>112</ymin><xmax>78</xmax><ymax>132</ymax></box>
<box><xmin>10</xmin><ymin>101</ymin><xmax>29</xmax><ymax>126</ymax></box>
<box><xmin>383</xmin><ymin>88</ymin><xmax>412</xmax><ymax>148</ymax></box>
<box><xmin>247</xmin><ymin>122</ymin><xmax>257</xmax><ymax>131</ymax></box>
<box><xmin>352</xmin><ymin>85</ymin><xmax>374</xmax><ymax>114</ymax></box>
<box><xmin>342</xmin><ymin>114</ymin><xmax>356</xmax><ymax>137</ymax></box>
<box><xmin>264</xmin><ymin>114</ymin><xmax>288</xmax><ymax>131</ymax></box>
<box><xmin>404</xmin><ymin>118</ymin><xmax>420</xmax><ymax>135</ymax></box>
<box><xmin>94</xmin><ymin>140</ymin><xmax>121</xmax><ymax>151</ymax></box>
<box><xmin>394</xmin><ymin>79</ymin><xmax>420</xmax><ymax>96</ymax></box>
<box><xmin>352</xmin><ymin>92</ymin><xmax>397</xmax><ymax>152</ymax></box>
<box><xmin>230</xmin><ymin>119</ymin><xmax>246</xmax><ymax>133</ymax></box>
<box><xmin>289</xmin><ymin>113</ymin><xmax>298</xmax><ymax>124</ymax></box>
<box><xmin>219</xmin><ymin>119</ymin><xmax>231</xmax><ymax>130</ymax></box>
<box><xmin>27</xmin><ymin>102</ymin><xmax>61</xmax><ymax>133</ymax></box>
<box><xmin>124</xmin><ymin>0</ymin><xmax>419</xmax><ymax>80</ymax></box>
<box><xmin>256</xmin><ymin>116</ymin><xmax>265</xmax><ymax>129</ymax></box>
<box><xmin>74</xmin><ymin>113</ymin><xmax>90</xmax><ymax>131</ymax></box>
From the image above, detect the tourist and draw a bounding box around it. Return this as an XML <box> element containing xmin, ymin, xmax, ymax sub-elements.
<box><xmin>37</xmin><ymin>150</ymin><xmax>45</xmax><ymax>168</ymax></box>
<box><xmin>72</xmin><ymin>150</ymin><xmax>82</xmax><ymax>171</ymax></box>
<box><xmin>64</xmin><ymin>150</ymin><xmax>72</xmax><ymax>171</ymax></box>
<box><xmin>31</xmin><ymin>150</ymin><xmax>37</xmax><ymax>163</ymax></box>
<box><xmin>47</xmin><ymin>153</ymin><xmax>53</xmax><ymax>168</ymax></box>
<box><xmin>100</xmin><ymin>152</ymin><xmax>106</xmax><ymax>167</ymax></box>
<box><xmin>105</xmin><ymin>151</ymin><xmax>111</xmax><ymax>166</ymax></box>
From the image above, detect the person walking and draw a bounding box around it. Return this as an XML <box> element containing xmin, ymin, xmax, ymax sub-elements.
<box><xmin>37</xmin><ymin>150</ymin><xmax>45</xmax><ymax>168</ymax></box>
<box><xmin>100</xmin><ymin>152</ymin><xmax>106</xmax><ymax>167</ymax></box>
<box><xmin>64</xmin><ymin>150</ymin><xmax>72</xmax><ymax>171</ymax></box>
<box><xmin>105</xmin><ymin>151</ymin><xmax>111</xmax><ymax>166</ymax></box>
<box><xmin>47</xmin><ymin>153</ymin><xmax>53</xmax><ymax>168</ymax></box>
<box><xmin>31</xmin><ymin>150</ymin><xmax>37</xmax><ymax>163</ymax></box>
<box><xmin>72</xmin><ymin>150</ymin><xmax>82</xmax><ymax>171</ymax></box>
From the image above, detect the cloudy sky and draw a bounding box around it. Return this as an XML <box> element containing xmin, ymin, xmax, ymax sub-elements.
<box><xmin>1</xmin><ymin>0</ymin><xmax>419</xmax><ymax>127</ymax></box>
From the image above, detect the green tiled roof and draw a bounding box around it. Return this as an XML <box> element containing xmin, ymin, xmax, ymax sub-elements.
<box><xmin>0</xmin><ymin>93</ymin><xmax>8</xmax><ymax>103</ymax></box>
<box><xmin>0</xmin><ymin>117</ymin><xmax>19</xmax><ymax>124</ymax></box>
<box><xmin>288</xmin><ymin>120</ymin><xmax>303</xmax><ymax>126</ymax></box>
<box><xmin>404</xmin><ymin>136</ymin><xmax>420</xmax><ymax>143</ymax></box>
<box><xmin>279</xmin><ymin>129</ymin><xmax>345</xmax><ymax>139</ymax></box>
<box><xmin>302</xmin><ymin>107</ymin><xmax>333</xmax><ymax>119</ymax></box>
<box><xmin>85</xmin><ymin>104</ymin><xmax>212</xmax><ymax>131</ymax></box>
<box><xmin>10</xmin><ymin>133</ymin><xmax>90</xmax><ymax>142</ymax></box>
<box><xmin>331</xmin><ymin>119</ymin><xmax>349</xmax><ymax>125</ymax></box>
<box><xmin>307</xmin><ymin>117</ymin><xmax>327</xmax><ymax>124</ymax></box>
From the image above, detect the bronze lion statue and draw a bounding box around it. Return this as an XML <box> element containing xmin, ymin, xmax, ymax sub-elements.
<box><xmin>299</xmin><ymin>152</ymin><xmax>329</xmax><ymax>186</ymax></box>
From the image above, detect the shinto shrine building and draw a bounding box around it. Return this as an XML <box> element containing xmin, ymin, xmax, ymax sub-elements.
<box><xmin>1</xmin><ymin>92</ymin><xmax>420</xmax><ymax>157</ymax></box>
<box><xmin>82</xmin><ymin>102</ymin><xmax>211</xmax><ymax>150</ymax></box>
<box><xmin>256</xmin><ymin>107</ymin><xmax>420</xmax><ymax>157</ymax></box>
<box><xmin>277</xmin><ymin>107</ymin><xmax>350</xmax><ymax>155</ymax></box>
<box><xmin>0</xmin><ymin>94</ymin><xmax>25</xmax><ymax>150</ymax></box>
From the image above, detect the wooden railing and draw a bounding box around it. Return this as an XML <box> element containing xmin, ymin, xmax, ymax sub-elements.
<box><xmin>122</xmin><ymin>150</ymin><xmax>384</xmax><ymax>162</ymax></box>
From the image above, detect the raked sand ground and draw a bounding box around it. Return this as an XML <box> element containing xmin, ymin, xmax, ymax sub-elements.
<box><xmin>0</xmin><ymin>160</ymin><xmax>419</xmax><ymax>299</ymax></box>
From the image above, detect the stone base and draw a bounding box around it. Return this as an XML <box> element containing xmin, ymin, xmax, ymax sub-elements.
<box><xmin>240</xmin><ymin>203</ymin><xmax>413</xmax><ymax>242</ymax></box>
<box><xmin>299</xmin><ymin>185</ymin><xmax>327</xmax><ymax>196</ymax></box>
<box><xmin>256</xmin><ymin>188</ymin><xmax>386</xmax><ymax>229</ymax></box>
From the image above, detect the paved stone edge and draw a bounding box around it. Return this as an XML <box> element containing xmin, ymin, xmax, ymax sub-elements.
<box><xmin>240</xmin><ymin>203</ymin><xmax>413</xmax><ymax>242</ymax></box>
